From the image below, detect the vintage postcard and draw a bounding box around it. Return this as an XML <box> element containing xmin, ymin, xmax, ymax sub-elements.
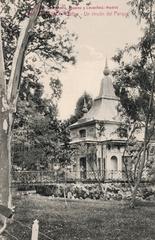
<box><xmin>0</xmin><ymin>0</ymin><xmax>155</xmax><ymax>239</ymax></box>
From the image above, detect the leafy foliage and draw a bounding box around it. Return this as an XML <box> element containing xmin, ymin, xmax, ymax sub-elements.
<box><xmin>12</xmin><ymin>96</ymin><xmax>72</xmax><ymax>170</ymax></box>
<box><xmin>1</xmin><ymin>0</ymin><xmax>77</xmax><ymax>90</ymax></box>
<box><xmin>112</xmin><ymin>0</ymin><xmax>155</xmax><ymax>139</ymax></box>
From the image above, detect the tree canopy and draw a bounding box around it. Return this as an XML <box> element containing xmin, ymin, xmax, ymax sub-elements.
<box><xmin>1</xmin><ymin>0</ymin><xmax>77</xmax><ymax>101</ymax></box>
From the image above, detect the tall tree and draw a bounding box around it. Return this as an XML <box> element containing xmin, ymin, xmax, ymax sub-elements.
<box><xmin>112</xmin><ymin>0</ymin><xmax>155</xmax><ymax>207</ymax></box>
<box><xmin>0</xmin><ymin>0</ymin><xmax>77</xmax><ymax>230</ymax></box>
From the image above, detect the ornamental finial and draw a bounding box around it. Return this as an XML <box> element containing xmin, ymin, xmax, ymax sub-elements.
<box><xmin>103</xmin><ymin>57</ymin><xmax>110</xmax><ymax>76</ymax></box>
<box><xmin>82</xmin><ymin>93</ymin><xmax>88</xmax><ymax>113</ymax></box>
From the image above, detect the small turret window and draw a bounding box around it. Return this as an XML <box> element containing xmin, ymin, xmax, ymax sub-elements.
<box><xmin>79</xmin><ymin>129</ymin><xmax>86</xmax><ymax>138</ymax></box>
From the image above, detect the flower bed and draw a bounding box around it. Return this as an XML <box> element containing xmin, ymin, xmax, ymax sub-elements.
<box><xmin>35</xmin><ymin>182</ymin><xmax>154</xmax><ymax>201</ymax></box>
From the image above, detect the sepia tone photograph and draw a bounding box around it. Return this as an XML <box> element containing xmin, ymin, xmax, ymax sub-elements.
<box><xmin>0</xmin><ymin>0</ymin><xmax>155</xmax><ymax>239</ymax></box>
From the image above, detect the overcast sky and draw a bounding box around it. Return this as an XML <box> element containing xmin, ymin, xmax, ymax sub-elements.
<box><xmin>49</xmin><ymin>0</ymin><xmax>143</xmax><ymax>120</ymax></box>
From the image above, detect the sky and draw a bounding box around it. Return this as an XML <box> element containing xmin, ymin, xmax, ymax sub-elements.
<box><xmin>46</xmin><ymin>0</ymin><xmax>143</xmax><ymax>120</ymax></box>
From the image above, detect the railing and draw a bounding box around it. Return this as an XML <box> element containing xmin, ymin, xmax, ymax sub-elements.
<box><xmin>11</xmin><ymin>170</ymin><xmax>127</xmax><ymax>186</ymax></box>
<box><xmin>11</xmin><ymin>170</ymin><xmax>61</xmax><ymax>185</ymax></box>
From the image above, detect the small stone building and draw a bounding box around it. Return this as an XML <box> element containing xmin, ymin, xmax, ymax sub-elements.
<box><xmin>69</xmin><ymin>61</ymin><xmax>126</xmax><ymax>180</ymax></box>
<box><xmin>69</xmin><ymin>61</ymin><xmax>151</xmax><ymax>181</ymax></box>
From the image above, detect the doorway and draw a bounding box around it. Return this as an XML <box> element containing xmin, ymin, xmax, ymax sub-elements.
<box><xmin>80</xmin><ymin>157</ymin><xmax>86</xmax><ymax>179</ymax></box>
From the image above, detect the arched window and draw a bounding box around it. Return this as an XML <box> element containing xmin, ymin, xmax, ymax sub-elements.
<box><xmin>110</xmin><ymin>156</ymin><xmax>118</xmax><ymax>171</ymax></box>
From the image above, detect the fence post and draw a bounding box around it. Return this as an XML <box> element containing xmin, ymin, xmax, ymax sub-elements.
<box><xmin>31</xmin><ymin>219</ymin><xmax>39</xmax><ymax>240</ymax></box>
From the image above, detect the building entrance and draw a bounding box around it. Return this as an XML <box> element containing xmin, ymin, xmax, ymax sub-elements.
<box><xmin>80</xmin><ymin>157</ymin><xmax>86</xmax><ymax>179</ymax></box>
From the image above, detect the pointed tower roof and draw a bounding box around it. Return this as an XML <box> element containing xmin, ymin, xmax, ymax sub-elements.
<box><xmin>70</xmin><ymin>60</ymin><xmax>120</xmax><ymax>128</ymax></box>
<box><xmin>97</xmin><ymin>59</ymin><xmax>117</xmax><ymax>100</ymax></box>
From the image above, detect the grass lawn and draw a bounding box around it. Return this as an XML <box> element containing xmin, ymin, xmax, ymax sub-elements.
<box><xmin>3</xmin><ymin>192</ymin><xmax>155</xmax><ymax>240</ymax></box>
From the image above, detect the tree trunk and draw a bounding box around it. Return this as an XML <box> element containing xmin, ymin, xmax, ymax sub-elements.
<box><xmin>0</xmin><ymin>109</ymin><xmax>11</xmax><ymax>230</ymax></box>
<box><xmin>0</xmin><ymin>19</ymin><xmax>11</xmax><ymax>231</ymax></box>
<box><xmin>130</xmin><ymin>71</ymin><xmax>155</xmax><ymax>208</ymax></box>
<box><xmin>130</xmin><ymin>145</ymin><xmax>147</xmax><ymax>208</ymax></box>
<box><xmin>0</xmin><ymin>0</ymin><xmax>43</xmax><ymax>233</ymax></box>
